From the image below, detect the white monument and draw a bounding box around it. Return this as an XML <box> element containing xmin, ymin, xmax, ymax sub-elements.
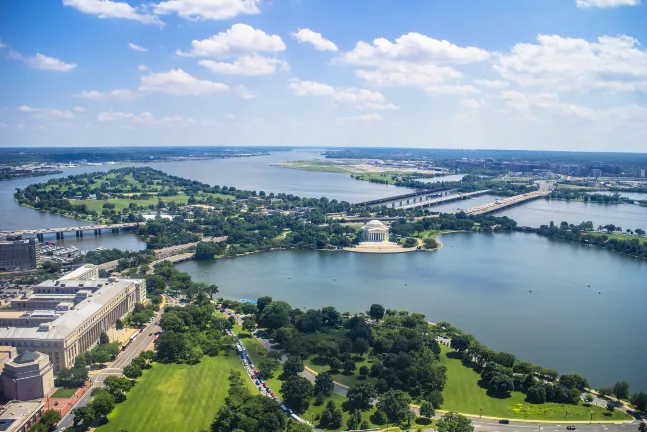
<box><xmin>361</xmin><ymin>220</ymin><xmax>389</xmax><ymax>242</ymax></box>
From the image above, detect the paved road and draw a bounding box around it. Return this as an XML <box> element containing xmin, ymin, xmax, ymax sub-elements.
<box><xmin>470</xmin><ymin>419</ymin><xmax>639</xmax><ymax>432</ymax></box>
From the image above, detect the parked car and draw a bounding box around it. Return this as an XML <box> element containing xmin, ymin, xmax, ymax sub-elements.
<box><xmin>566</xmin><ymin>426</ymin><xmax>576</xmax><ymax>430</ymax></box>
<box><xmin>499</xmin><ymin>420</ymin><xmax>510</xmax><ymax>424</ymax></box>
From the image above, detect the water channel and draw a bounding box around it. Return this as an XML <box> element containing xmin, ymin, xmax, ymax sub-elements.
<box><xmin>177</xmin><ymin>231</ymin><xmax>647</xmax><ymax>392</ymax></box>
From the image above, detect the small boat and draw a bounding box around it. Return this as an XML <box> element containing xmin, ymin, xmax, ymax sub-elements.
<box><xmin>204</xmin><ymin>271</ymin><xmax>207</xmax><ymax>273</ymax></box>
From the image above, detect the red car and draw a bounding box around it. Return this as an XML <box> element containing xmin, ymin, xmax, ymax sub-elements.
<box><xmin>154</xmin><ymin>335</ymin><xmax>160</xmax><ymax>341</ymax></box>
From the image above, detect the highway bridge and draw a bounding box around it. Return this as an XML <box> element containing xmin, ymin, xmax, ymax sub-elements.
<box><xmin>398</xmin><ymin>190</ymin><xmax>490</xmax><ymax>210</ymax></box>
<box><xmin>355</xmin><ymin>187</ymin><xmax>454</xmax><ymax>208</ymax></box>
<box><xmin>0</xmin><ymin>223</ymin><xmax>143</xmax><ymax>241</ymax></box>
<box><xmin>463</xmin><ymin>191</ymin><xmax>549</xmax><ymax>215</ymax></box>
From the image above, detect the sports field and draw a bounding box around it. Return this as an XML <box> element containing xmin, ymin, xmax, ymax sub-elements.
<box><xmin>439</xmin><ymin>345</ymin><xmax>630</xmax><ymax>421</ymax></box>
<box><xmin>97</xmin><ymin>354</ymin><xmax>255</xmax><ymax>432</ymax></box>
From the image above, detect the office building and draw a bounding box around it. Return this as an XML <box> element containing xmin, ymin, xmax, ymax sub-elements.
<box><xmin>0</xmin><ymin>400</ymin><xmax>44</xmax><ymax>432</ymax></box>
<box><xmin>1</xmin><ymin>351</ymin><xmax>54</xmax><ymax>401</ymax></box>
<box><xmin>0</xmin><ymin>240</ymin><xmax>39</xmax><ymax>272</ymax></box>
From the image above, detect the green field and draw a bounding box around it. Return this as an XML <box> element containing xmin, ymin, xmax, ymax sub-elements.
<box><xmin>51</xmin><ymin>387</ymin><xmax>78</xmax><ymax>398</ymax></box>
<box><xmin>585</xmin><ymin>232</ymin><xmax>647</xmax><ymax>244</ymax></box>
<box><xmin>439</xmin><ymin>345</ymin><xmax>630</xmax><ymax>421</ymax></box>
<box><xmin>73</xmin><ymin>192</ymin><xmax>233</xmax><ymax>213</ymax></box>
<box><xmin>97</xmin><ymin>355</ymin><xmax>256</xmax><ymax>432</ymax></box>
<box><xmin>556</xmin><ymin>184</ymin><xmax>603</xmax><ymax>191</ymax></box>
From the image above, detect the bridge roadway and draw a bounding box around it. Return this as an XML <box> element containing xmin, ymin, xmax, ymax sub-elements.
<box><xmin>0</xmin><ymin>222</ymin><xmax>142</xmax><ymax>240</ymax></box>
<box><xmin>463</xmin><ymin>191</ymin><xmax>549</xmax><ymax>215</ymax></box>
<box><xmin>355</xmin><ymin>187</ymin><xmax>451</xmax><ymax>207</ymax></box>
<box><xmin>398</xmin><ymin>189</ymin><xmax>490</xmax><ymax>210</ymax></box>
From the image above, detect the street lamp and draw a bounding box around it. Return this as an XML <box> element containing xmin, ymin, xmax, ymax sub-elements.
<box><xmin>480</xmin><ymin>408</ymin><xmax>482</xmax><ymax>418</ymax></box>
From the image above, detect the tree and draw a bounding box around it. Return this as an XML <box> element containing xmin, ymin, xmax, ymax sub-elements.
<box><xmin>347</xmin><ymin>409</ymin><xmax>362</xmax><ymax>430</ymax></box>
<box><xmin>123</xmin><ymin>363</ymin><xmax>142</xmax><ymax>379</ymax></box>
<box><xmin>283</xmin><ymin>355</ymin><xmax>304</xmax><ymax>377</ymax></box>
<box><xmin>280</xmin><ymin>375</ymin><xmax>313</xmax><ymax>413</ymax></box>
<box><xmin>613</xmin><ymin>381</ymin><xmax>630</xmax><ymax>400</ymax></box>
<box><xmin>369</xmin><ymin>304</ymin><xmax>385</xmax><ymax>321</ymax></box>
<box><xmin>493</xmin><ymin>352</ymin><xmax>516</xmax><ymax>368</ymax></box>
<box><xmin>607</xmin><ymin>401</ymin><xmax>616</xmax><ymax>413</ymax></box>
<box><xmin>116</xmin><ymin>318</ymin><xmax>124</xmax><ymax>330</ymax></box>
<box><xmin>72</xmin><ymin>405</ymin><xmax>95</xmax><ymax>427</ymax></box>
<box><xmin>259</xmin><ymin>358</ymin><xmax>280</xmax><ymax>380</ymax></box>
<box><xmin>99</xmin><ymin>331</ymin><xmax>110</xmax><ymax>345</ymax></box>
<box><xmin>436</xmin><ymin>412</ymin><xmax>474</xmax><ymax>432</ymax></box>
<box><xmin>630</xmin><ymin>391</ymin><xmax>647</xmax><ymax>413</ymax></box>
<box><xmin>403</xmin><ymin>237</ymin><xmax>418</xmax><ymax>248</ymax></box>
<box><xmin>343</xmin><ymin>359</ymin><xmax>356</xmax><ymax>373</ymax></box>
<box><xmin>583</xmin><ymin>393</ymin><xmax>594</xmax><ymax>403</ymax></box>
<box><xmin>242</xmin><ymin>318</ymin><xmax>257</xmax><ymax>334</ymax></box>
<box><xmin>353</xmin><ymin>338</ymin><xmax>370</xmax><ymax>356</ymax></box>
<box><xmin>419</xmin><ymin>401</ymin><xmax>435</xmax><ymax>420</ymax></box>
<box><xmin>319</xmin><ymin>400</ymin><xmax>342</xmax><ymax>429</ymax></box>
<box><xmin>329</xmin><ymin>357</ymin><xmax>343</xmax><ymax>371</ymax></box>
<box><xmin>258</xmin><ymin>301</ymin><xmax>291</xmax><ymax>330</ymax></box>
<box><xmin>28</xmin><ymin>424</ymin><xmax>48</xmax><ymax>432</ymax></box>
<box><xmin>347</xmin><ymin>381</ymin><xmax>377</xmax><ymax>411</ymax></box>
<box><xmin>315</xmin><ymin>372</ymin><xmax>334</xmax><ymax>395</ymax></box>
<box><xmin>321</xmin><ymin>306</ymin><xmax>341</xmax><ymax>327</ymax></box>
<box><xmin>205</xmin><ymin>284</ymin><xmax>219</xmax><ymax>299</ymax></box>
<box><xmin>187</xmin><ymin>346</ymin><xmax>204</xmax><ymax>364</ymax></box>
<box><xmin>450</xmin><ymin>334</ymin><xmax>474</xmax><ymax>351</ymax></box>
<box><xmin>91</xmin><ymin>392</ymin><xmax>116</xmax><ymax>418</ymax></box>
<box><xmin>40</xmin><ymin>409</ymin><xmax>62</xmax><ymax>430</ymax></box>
<box><xmin>376</xmin><ymin>389</ymin><xmax>412</xmax><ymax>424</ymax></box>
<box><xmin>359</xmin><ymin>365</ymin><xmax>369</xmax><ymax>378</ymax></box>
<box><xmin>490</xmin><ymin>373</ymin><xmax>514</xmax><ymax>396</ymax></box>
<box><xmin>256</xmin><ymin>296</ymin><xmax>272</xmax><ymax>313</ymax></box>
<box><xmin>527</xmin><ymin>385</ymin><xmax>547</xmax><ymax>404</ymax></box>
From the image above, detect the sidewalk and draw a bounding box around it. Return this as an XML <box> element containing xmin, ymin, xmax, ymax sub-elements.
<box><xmin>45</xmin><ymin>382</ymin><xmax>91</xmax><ymax>418</ymax></box>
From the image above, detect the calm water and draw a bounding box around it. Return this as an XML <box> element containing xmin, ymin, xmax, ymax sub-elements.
<box><xmin>497</xmin><ymin>199</ymin><xmax>647</xmax><ymax>231</ymax></box>
<box><xmin>178</xmin><ymin>232</ymin><xmax>647</xmax><ymax>391</ymax></box>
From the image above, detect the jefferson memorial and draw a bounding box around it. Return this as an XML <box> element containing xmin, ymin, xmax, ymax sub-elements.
<box><xmin>361</xmin><ymin>220</ymin><xmax>389</xmax><ymax>242</ymax></box>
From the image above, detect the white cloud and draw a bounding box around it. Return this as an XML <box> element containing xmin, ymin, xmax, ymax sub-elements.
<box><xmin>63</xmin><ymin>0</ymin><xmax>161</xmax><ymax>25</ymax></box>
<box><xmin>0</xmin><ymin>41</ymin><xmax>6</xmax><ymax>49</ymax></box>
<box><xmin>199</xmin><ymin>55</ymin><xmax>287</xmax><ymax>76</ymax></box>
<box><xmin>0</xmin><ymin>122</ymin><xmax>7</xmax><ymax>128</ymax></box>
<box><xmin>460</xmin><ymin>98</ymin><xmax>485</xmax><ymax>109</ymax></box>
<box><xmin>363</xmin><ymin>102</ymin><xmax>400</xmax><ymax>110</ymax></box>
<box><xmin>176</xmin><ymin>23</ymin><xmax>285</xmax><ymax>57</ymax></box>
<box><xmin>575</xmin><ymin>0</ymin><xmax>640</xmax><ymax>8</ymax></box>
<box><xmin>153</xmin><ymin>0</ymin><xmax>261</xmax><ymax>20</ymax></box>
<box><xmin>291</xmin><ymin>29</ymin><xmax>338</xmax><ymax>52</ymax></box>
<box><xmin>340</xmin><ymin>32</ymin><xmax>489</xmax><ymax>88</ymax></box>
<box><xmin>139</xmin><ymin>69</ymin><xmax>229</xmax><ymax>96</ymax></box>
<box><xmin>97</xmin><ymin>110</ymin><xmax>214</xmax><ymax>126</ymax></box>
<box><xmin>426</xmin><ymin>84</ymin><xmax>480</xmax><ymax>95</ymax></box>
<box><xmin>494</xmin><ymin>34</ymin><xmax>647</xmax><ymax>93</ymax></box>
<box><xmin>10</xmin><ymin>51</ymin><xmax>77</xmax><ymax>72</ymax></box>
<box><xmin>74</xmin><ymin>106</ymin><xmax>86</xmax><ymax>112</ymax></box>
<box><xmin>338</xmin><ymin>113</ymin><xmax>383</xmax><ymax>122</ymax></box>
<box><xmin>18</xmin><ymin>105</ymin><xmax>76</xmax><ymax>120</ymax></box>
<box><xmin>138</xmin><ymin>64</ymin><xmax>148</xmax><ymax>71</ymax></box>
<box><xmin>224</xmin><ymin>113</ymin><xmax>236</xmax><ymax>120</ymax></box>
<box><xmin>129</xmin><ymin>43</ymin><xmax>147</xmax><ymax>52</ymax></box>
<box><xmin>499</xmin><ymin>90</ymin><xmax>597</xmax><ymax>119</ymax></box>
<box><xmin>234</xmin><ymin>85</ymin><xmax>256</xmax><ymax>99</ymax></box>
<box><xmin>475</xmin><ymin>79</ymin><xmax>509</xmax><ymax>89</ymax></box>
<box><xmin>73</xmin><ymin>89</ymin><xmax>140</xmax><ymax>100</ymax></box>
<box><xmin>288</xmin><ymin>79</ymin><xmax>395</xmax><ymax>110</ymax></box>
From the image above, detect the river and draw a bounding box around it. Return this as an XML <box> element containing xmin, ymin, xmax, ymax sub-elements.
<box><xmin>177</xmin><ymin>231</ymin><xmax>647</xmax><ymax>392</ymax></box>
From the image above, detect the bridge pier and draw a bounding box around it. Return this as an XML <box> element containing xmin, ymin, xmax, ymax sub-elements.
<box><xmin>37</xmin><ymin>234</ymin><xmax>44</xmax><ymax>242</ymax></box>
<box><xmin>112</xmin><ymin>228</ymin><xmax>119</xmax><ymax>233</ymax></box>
<box><xmin>76</xmin><ymin>231</ymin><xmax>80</xmax><ymax>238</ymax></box>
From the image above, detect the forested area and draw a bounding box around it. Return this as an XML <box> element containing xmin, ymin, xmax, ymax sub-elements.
<box><xmin>536</xmin><ymin>221</ymin><xmax>647</xmax><ymax>259</ymax></box>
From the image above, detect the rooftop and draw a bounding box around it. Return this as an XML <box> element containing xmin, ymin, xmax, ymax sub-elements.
<box><xmin>0</xmin><ymin>401</ymin><xmax>44</xmax><ymax>432</ymax></box>
<box><xmin>12</xmin><ymin>351</ymin><xmax>40</xmax><ymax>364</ymax></box>
<box><xmin>363</xmin><ymin>220</ymin><xmax>388</xmax><ymax>231</ymax></box>
<box><xmin>0</xmin><ymin>278</ymin><xmax>140</xmax><ymax>341</ymax></box>
<box><xmin>59</xmin><ymin>264</ymin><xmax>97</xmax><ymax>281</ymax></box>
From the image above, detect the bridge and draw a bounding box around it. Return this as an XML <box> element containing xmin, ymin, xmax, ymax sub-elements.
<box><xmin>463</xmin><ymin>191</ymin><xmax>549</xmax><ymax>215</ymax></box>
<box><xmin>398</xmin><ymin>190</ymin><xmax>490</xmax><ymax>210</ymax></box>
<box><xmin>0</xmin><ymin>223</ymin><xmax>143</xmax><ymax>241</ymax></box>
<box><xmin>355</xmin><ymin>188</ymin><xmax>454</xmax><ymax>208</ymax></box>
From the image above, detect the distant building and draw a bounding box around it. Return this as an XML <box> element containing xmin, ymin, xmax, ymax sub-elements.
<box><xmin>0</xmin><ymin>240</ymin><xmax>39</xmax><ymax>272</ymax></box>
<box><xmin>590</xmin><ymin>169</ymin><xmax>602</xmax><ymax>178</ymax></box>
<box><xmin>0</xmin><ymin>400</ymin><xmax>44</xmax><ymax>432</ymax></box>
<box><xmin>638</xmin><ymin>168</ymin><xmax>646</xmax><ymax>178</ymax></box>
<box><xmin>1</xmin><ymin>351</ymin><xmax>54</xmax><ymax>401</ymax></box>
<box><xmin>59</xmin><ymin>264</ymin><xmax>99</xmax><ymax>281</ymax></box>
<box><xmin>361</xmin><ymin>220</ymin><xmax>389</xmax><ymax>242</ymax></box>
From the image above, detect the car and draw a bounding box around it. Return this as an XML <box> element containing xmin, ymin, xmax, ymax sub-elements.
<box><xmin>149</xmin><ymin>332</ymin><xmax>152</xmax><ymax>336</ymax></box>
<box><xmin>566</xmin><ymin>426</ymin><xmax>576</xmax><ymax>430</ymax></box>
<box><xmin>499</xmin><ymin>420</ymin><xmax>510</xmax><ymax>424</ymax></box>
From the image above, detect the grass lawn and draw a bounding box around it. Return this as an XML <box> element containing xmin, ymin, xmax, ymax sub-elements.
<box><xmin>585</xmin><ymin>232</ymin><xmax>647</xmax><ymax>244</ymax></box>
<box><xmin>97</xmin><ymin>354</ymin><xmax>255</xmax><ymax>432</ymax></box>
<box><xmin>51</xmin><ymin>387</ymin><xmax>79</xmax><ymax>398</ymax></box>
<box><xmin>439</xmin><ymin>345</ymin><xmax>630</xmax><ymax>421</ymax></box>
<box><xmin>305</xmin><ymin>355</ymin><xmax>373</xmax><ymax>388</ymax></box>
<box><xmin>556</xmin><ymin>184</ymin><xmax>602</xmax><ymax>191</ymax></box>
<box><xmin>356</xmin><ymin>173</ymin><xmax>398</xmax><ymax>184</ymax></box>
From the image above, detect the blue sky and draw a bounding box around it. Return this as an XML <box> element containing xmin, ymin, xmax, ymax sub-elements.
<box><xmin>1</xmin><ymin>0</ymin><xmax>646</xmax><ymax>151</ymax></box>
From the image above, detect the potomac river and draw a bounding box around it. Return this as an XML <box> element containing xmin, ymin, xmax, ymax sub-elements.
<box><xmin>178</xmin><ymin>231</ymin><xmax>647</xmax><ymax>392</ymax></box>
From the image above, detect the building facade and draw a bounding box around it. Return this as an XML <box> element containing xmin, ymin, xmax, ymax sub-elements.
<box><xmin>0</xmin><ymin>273</ymin><xmax>145</xmax><ymax>372</ymax></box>
<box><xmin>361</xmin><ymin>220</ymin><xmax>389</xmax><ymax>242</ymax></box>
<box><xmin>0</xmin><ymin>240</ymin><xmax>39</xmax><ymax>271</ymax></box>
<box><xmin>1</xmin><ymin>351</ymin><xmax>54</xmax><ymax>401</ymax></box>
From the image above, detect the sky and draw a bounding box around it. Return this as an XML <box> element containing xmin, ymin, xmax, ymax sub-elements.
<box><xmin>1</xmin><ymin>0</ymin><xmax>646</xmax><ymax>151</ymax></box>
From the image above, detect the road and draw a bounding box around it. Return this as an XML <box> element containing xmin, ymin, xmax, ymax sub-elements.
<box><xmin>470</xmin><ymin>419</ymin><xmax>638</xmax><ymax>432</ymax></box>
<box><xmin>55</xmin><ymin>310</ymin><xmax>164</xmax><ymax>430</ymax></box>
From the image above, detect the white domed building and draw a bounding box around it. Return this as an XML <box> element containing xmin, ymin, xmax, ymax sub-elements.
<box><xmin>361</xmin><ymin>220</ymin><xmax>389</xmax><ymax>242</ymax></box>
